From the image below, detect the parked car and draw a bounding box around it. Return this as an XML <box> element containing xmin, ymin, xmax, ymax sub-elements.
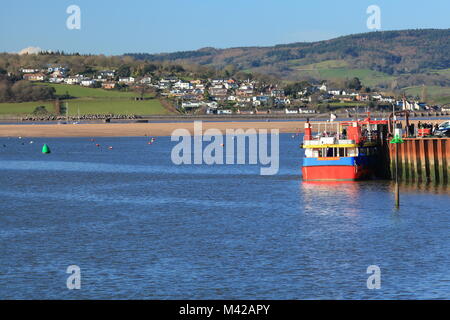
<box><xmin>434</xmin><ymin>121</ymin><xmax>450</xmax><ymax>137</ymax></box>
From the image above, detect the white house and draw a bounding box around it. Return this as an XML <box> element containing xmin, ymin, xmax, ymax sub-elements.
<box><xmin>270</xmin><ymin>89</ymin><xmax>285</xmax><ymax>97</ymax></box>
<box><xmin>140</xmin><ymin>76</ymin><xmax>152</xmax><ymax>84</ymax></box>
<box><xmin>328</xmin><ymin>89</ymin><xmax>342</xmax><ymax>96</ymax></box>
<box><xmin>21</xmin><ymin>68</ymin><xmax>39</xmax><ymax>73</ymax></box>
<box><xmin>50</xmin><ymin>69</ymin><xmax>66</xmax><ymax>78</ymax></box>
<box><xmin>211</xmin><ymin>79</ymin><xmax>226</xmax><ymax>85</ymax></box>
<box><xmin>48</xmin><ymin>66</ymin><xmax>66</xmax><ymax>74</ymax></box>
<box><xmin>23</xmin><ymin>73</ymin><xmax>45</xmax><ymax>81</ymax></box>
<box><xmin>119</xmin><ymin>77</ymin><xmax>135</xmax><ymax>84</ymax></box>
<box><xmin>217</xmin><ymin>109</ymin><xmax>232</xmax><ymax>115</ymax></box>
<box><xmin>319</xmin><ymin>83</ymin><xmax>327</xmax><ymax>92</ymax></box>
<box><xmin>99</xmin><ymin>70</ymin><xmax>115</xmax><ymax>78</ymax></box>
<box><xmin>381</xmin><ymin>96</ymin><xmax>395</xmax><ymax>103</ymax></box>
<box><xmin>81</xmin><ymin>79</ymin><xmax>96</xmax><ymax>87</ymax></box>
<box><xmin>49</xmin><ymin>76</ymin><xmax>64</xmax><ymax>83</ymax></box>
<box><xmin>224</xmin><ymin>82</ymin><xmax>238</xmax><ymax>90</ymax></box>
<box><xmin>299</xmin><ymin>108</ymin><xmax>316</xmax><ymax>114</ymax></box>
<box><xmin>275</xmin><ymin>98</ymin><xmax>291</xmax><ymax>105</ymax></box>
<box><xmin>64</xmin><ymin>76</ymin><xmax>81</xmax><ymax>85</ymax></box>
<box><xmin>158</xmin><ymin>79</ymin><xmax>172</xmax><ymax>89</ymax></box>
<box><xmin>372</xmin><ymin>94</ymin><xmax>383</xmax><ymax>100</ymax></box>
<box><xmin>174</xmin><ymin>81</ymin><xmax>192</xmax><ymax>90</ymax></box>
<box><xmin>181</xmin><ymin>101</ymin><xmax>202</xmax><ymax>109</ymax></box>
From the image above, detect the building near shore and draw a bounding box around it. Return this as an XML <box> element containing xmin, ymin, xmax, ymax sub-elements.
<box><xmin>23</xmin><ymin>73</ymin><xmax>45</xmax><ymax>81</ymax></box>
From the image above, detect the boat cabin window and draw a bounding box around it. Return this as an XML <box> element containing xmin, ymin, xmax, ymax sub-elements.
<box><xmin>347</xmin><ymin>148</ymin><xmax>358</xmax><ymax>157</ymax></box>
<box><xmin>326</xmin><ymin>148</ymin><xmax>334</xmax><ymax>157</ymax></box>
<box><xmin>324</xmin><ymin>147</ymin><xmax>346</xmax><ymax>157</ymax></box>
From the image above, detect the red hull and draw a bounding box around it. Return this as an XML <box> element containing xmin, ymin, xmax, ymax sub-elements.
<box><xmin>302</xmin><ymin>165</ymin><xmax>371</xmax><ymax>181</ymax></box>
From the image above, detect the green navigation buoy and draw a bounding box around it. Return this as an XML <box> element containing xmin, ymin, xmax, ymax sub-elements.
<box><xmin>42</xmin><ymin>144</ymin><xmax>51</xmax><ymax>154</ymax></box>
<box><xmin>390</xmin><ymin>136</ymin><xmax>404</xmax><ymax>144</ymax></box>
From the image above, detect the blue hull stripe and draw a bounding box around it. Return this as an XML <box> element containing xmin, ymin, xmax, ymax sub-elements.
<box><xmin>303</xmin><ymin>156</ymin><xmax>374</xmax><ymax>167</ymax></box>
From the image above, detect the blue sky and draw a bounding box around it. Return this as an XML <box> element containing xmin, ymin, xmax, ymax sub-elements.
<box><xmin>1</xmin><ymin>0</ymin><xmax>449</xmax><ymax>55</ymax></box>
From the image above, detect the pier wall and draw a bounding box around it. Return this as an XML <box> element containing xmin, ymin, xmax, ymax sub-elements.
<box><xmin>388</xmin><ymin>138</ymin><xmax>450</xmax><ymax>184</ymax></box>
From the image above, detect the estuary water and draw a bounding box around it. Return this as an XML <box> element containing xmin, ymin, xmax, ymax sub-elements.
<box><xmin>0</xmin><ymin>134</ymin><xmax>448</xmax><ymax>299</ymax></box>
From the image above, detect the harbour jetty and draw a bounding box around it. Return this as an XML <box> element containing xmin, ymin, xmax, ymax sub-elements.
<box><xmin>388</xmin><ymin>138</ymin><xmax>449</xmax><ymax>184</ymax></box>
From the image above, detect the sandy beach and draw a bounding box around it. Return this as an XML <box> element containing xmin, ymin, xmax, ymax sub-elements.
<box><xmin>0</xmin><ymin>121</ymin><xmax>307</xmax><ymax>137</ymax></box>
<box><xmin>0</xmin><ymin>119</ymin><xmax>444</xmax><ymax>138</ymax></box>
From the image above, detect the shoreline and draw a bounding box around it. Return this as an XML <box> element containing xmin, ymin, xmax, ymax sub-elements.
<box><xmin>0</xmin><ymin>121</ymin><xmax>307</xmax><ymax>138</ymax></box>
<box><xmin>0</xmin><ymin>119</ymin><xmax>444</xmax><ymax>138</ymax></box>
<box><xmin>1</xmin><ymin>112</ymin><xmax>448</xmax><ymax>123</ymax></box>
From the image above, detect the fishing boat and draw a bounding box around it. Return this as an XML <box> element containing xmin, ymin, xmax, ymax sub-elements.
<box><xmin>301</xmin><ymin>116</ymin><xmax>389</xmax><ymax>181</ymax></box>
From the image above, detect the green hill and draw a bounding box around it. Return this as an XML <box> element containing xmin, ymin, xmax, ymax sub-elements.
<box><xmin>0</xmin><ymin>84</ymin><xmax>170</xmax><ymax>116</ymax></box>
<box><xmin>127</xmin><ymin>29</ymin><xmax>450</xmax><ymax>93</ymax></box>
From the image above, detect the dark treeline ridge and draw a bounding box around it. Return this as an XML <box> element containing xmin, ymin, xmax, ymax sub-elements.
<box><xmin>125</xmin><ymin>29</ymin><xmax>450</xmax><ymax>86</ymax></box>
<box><xmin>0</xmin><ymin>74</ymin><xmax>55</xmax><ymax>103</ymax></box>
<box><xmin>0</xmin><ymin>52</ymin><xmax>279</xmax><ymax>85</ymax></box>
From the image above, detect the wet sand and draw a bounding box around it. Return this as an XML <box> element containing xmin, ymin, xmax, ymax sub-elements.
<box><xmin>0</xmin><ymin>119</ymin><xmax>443</xmax><ymax>138</ymax></box>
<box><xmin>0</xmin><ymin>121</ymin><xmax>307</xmax><ymax>137</ymax></box>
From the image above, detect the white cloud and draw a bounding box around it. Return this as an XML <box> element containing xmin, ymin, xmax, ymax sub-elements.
<box><xmin>18</xmin><ymin>46</ymin><xmax>43</xmax><ymax>55</ymax></box>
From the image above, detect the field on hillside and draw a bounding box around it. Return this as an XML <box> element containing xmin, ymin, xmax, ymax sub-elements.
<box><xmin>0</xmin><ymin>98</ymin><xmax>168</xmax><ymax>115</ymax></box>
<box><xmin>292</xmin><ymin>60</ymin><xmax>396</xmax><ymax>87</ymax></box>
<box><xmin>0</xmin><ymin>83</ymin><xmax>170</xmax><ymax>115</ymax></box>
<box><xmin>0</xmin><ymin>101</ymin><xmax>55</xmax><ymax>115</ymax></box>
<box><xmin>431</xmin><ymin>68</ymin><xmax>450</xmax><ymax>76</ymax></box>
<box><xmin>404</xmin><ymin>86</ymin><xmax>450</xmax><ymax>104</ymax></box>
<box><xmin>44</xmin><ymin>83</ymin><xmax>150</xmax><ymax>98</ymax></box>
<box><xmin>60</xmin><ymin>98</ymin><xmax>169</xmax><ymax>115</ymax></box>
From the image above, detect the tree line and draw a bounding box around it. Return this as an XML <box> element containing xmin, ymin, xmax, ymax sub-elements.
<box><xmin>0</xmin><ymin>74</ymin><xmax>55</xmax><ymax>102</ymax></box>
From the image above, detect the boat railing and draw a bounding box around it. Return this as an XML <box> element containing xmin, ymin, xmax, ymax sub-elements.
<box><xmin>304</xmin><ymin>129</ymin><xmax>381</xmax><ymax>144</ymax></box>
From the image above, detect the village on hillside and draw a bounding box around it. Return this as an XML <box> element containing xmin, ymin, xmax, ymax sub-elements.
<box><xmin>19</xmin><ymin>65</ymin><xmax>449</xmax><ymax>116</ymax></box>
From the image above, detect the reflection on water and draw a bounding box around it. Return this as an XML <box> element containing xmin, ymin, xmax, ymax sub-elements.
<box><xmin>393</xmin><ymin>181</ymin><xmax>449</xmax><ymax>195</ymax></box>
<box><xmin>301</xmin><ymin>181</ymin><xmax>362</xmax><ymax>217</ymax></box>
<box><xmin>0</xmin><ymin>135</ymin><xmax>448</xmax><ymax>299</ymax></box>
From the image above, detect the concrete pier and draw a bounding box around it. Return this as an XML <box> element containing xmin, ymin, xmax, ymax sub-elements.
<box><xmin>389</xmin><ymin>138</ymin><xmax>449</xmax><ymax>184</ymax></box>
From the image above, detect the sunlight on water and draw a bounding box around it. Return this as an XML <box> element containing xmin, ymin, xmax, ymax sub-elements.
<box><xmin>0</xmin><ymin>135</ymin><xmax>448</xmax><ymax>299</ymax></box>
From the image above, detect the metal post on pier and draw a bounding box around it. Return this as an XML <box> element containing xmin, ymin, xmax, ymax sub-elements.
<box><xmin>390</xmin><ymin>127</ymin><xmax>404</xmax><ymax>208</ymax></box>
<box><xmin>395</xmin><ymin>142</ymin><xmax>400</xmax><ymax>208</ymax></box>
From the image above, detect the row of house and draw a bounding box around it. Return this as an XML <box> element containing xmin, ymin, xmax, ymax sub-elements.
<box><xmin>18</xmin><ymin>65</ymin><xmax>446</xmax><ymax>114</ymax></box>
<box><xmin>162</xmin><ymin>78</ymin><xmax>294</xmax><ymax>110</ymax></box>
<box><xmin>21</xmin><ymin>66</ymin><xmax>155</xmax><ymax>90</ymax></box>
